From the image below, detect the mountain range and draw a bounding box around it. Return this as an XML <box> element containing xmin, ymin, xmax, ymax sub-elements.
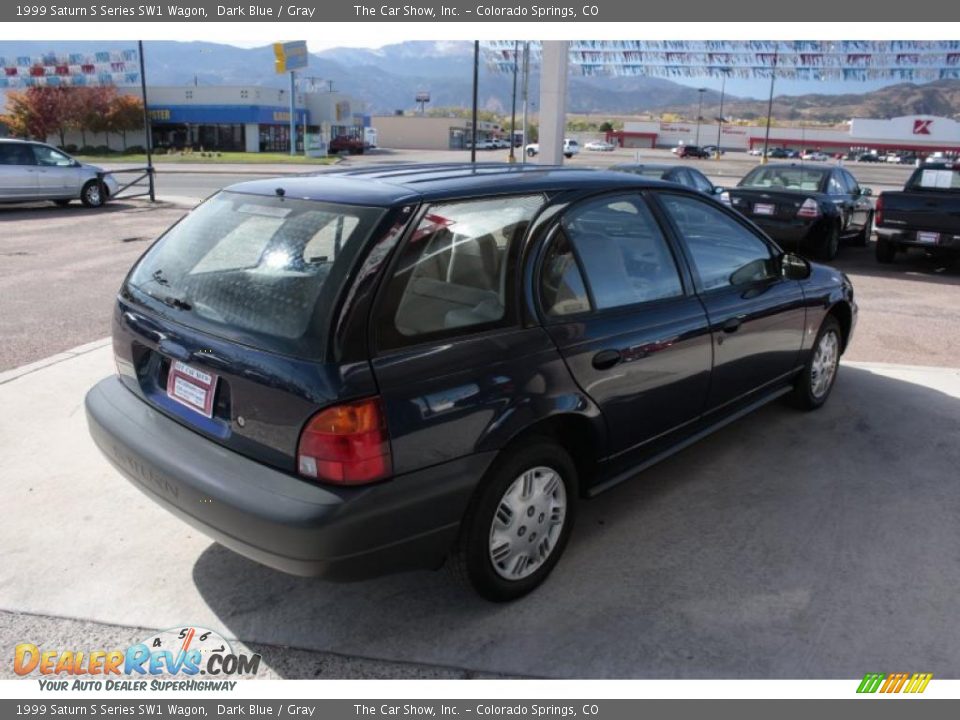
<box><xmin>2</xmin><ymin>40</ymin><xmax>960</xmax><ymax>122</ymax></box>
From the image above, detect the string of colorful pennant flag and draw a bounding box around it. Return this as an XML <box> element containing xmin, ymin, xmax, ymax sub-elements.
<box><xmin>0</xmin><ymin>49</ymin><xmax>140</xmax><ymax>89</ymax></box>
<box><xmin>481</xmin><ymin>41</ymin><xmax>960</xmax><ymax>81</ymax></box>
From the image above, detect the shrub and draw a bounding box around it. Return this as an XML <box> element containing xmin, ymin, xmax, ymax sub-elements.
<box><xmin>78</xmin><ymin>146</ymin><xmax>99</xmax><ymax>155</ymax></box>
<box><xmin>93</xmin><ymin>145</ymin><xmax>113</xmax><ymax>155</ymax></box>
<box><xmin>61</xmin><ymin>144</ymin><xmax>78</xmax><ymax>154</ymax></box>
<box><xmin>123</xmin><ymin>145</ymin><xmax>146</xmax><ymax>155</ymax></box>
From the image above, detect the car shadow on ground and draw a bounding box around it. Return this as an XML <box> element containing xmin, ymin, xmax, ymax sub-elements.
<box><xmin>834</xmin><ymin>242</ymin><xmax>960</xmax><ymax>284</ymax></box>
<box><xmin>0</xmin><ymin>200</ymin><xmax>175</xmax><ymax>220</ymax></box>
<box><xmin>192</xmin><ymin>366</ymin><xmax>960</xmax><ymax>679</ymax></box>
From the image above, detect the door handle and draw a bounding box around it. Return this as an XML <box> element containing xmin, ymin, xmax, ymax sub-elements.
<box><xmin>722</xmin><ymin>316</ymin><xmax>745</xmax><ymax>334</ymax></box>
<box><xmin>592</xmin><ymin>349</ymin><xmax>622</xmax><ymax>370</ymax></box>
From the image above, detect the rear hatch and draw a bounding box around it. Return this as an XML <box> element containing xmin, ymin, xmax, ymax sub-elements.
<box><xmin>114</xmin><ymin>189</ymin><xmax>393</xmax><ymax>473</ymax></box>
<box><xmin>879</xmin><ymin>166</ymin><xmax>960</xmax><ymax>234</ymax></box>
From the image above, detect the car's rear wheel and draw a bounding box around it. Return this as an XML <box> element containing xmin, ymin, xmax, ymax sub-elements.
<box><xmin>80</xmin><ymin>180</ymin><xmax>106</xmax><ymax>208</ymax></box>
<box><xmin>852</xmin><ymin>212</ymin><xmax>873</xmax><ymax>247</ymax></box>
<box><xmin>790</xmin><ymin>315</ymin><xmax>842</xmax><ymax>410</ymax></box>
<box><xmin>818</xmin><ymin>223</ymin><xmax>841</xmax><ymax>261</ymax></box>
<box><xmin>876</xmin><ymin>237</ymin><xmax>896</xmax><ymax>263</ymax></box>
<box><xmin>450</xmin><ymin>441</ymin><xmax>577</xmax><ymax>602</ymax></box>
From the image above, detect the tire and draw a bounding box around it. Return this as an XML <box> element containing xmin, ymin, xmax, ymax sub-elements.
<box><xmin>450</xmin><ymin>441</ymin><xmax>578</xmax><ymax>602</ymax></box>
<box><xmin>53</xmin><ymin>199</ymin><xmax>72</xmax><ymax>207</ymax></box>
<box><xmin>818</xmin><ymin>222</ymin><xmax>841</xmax><ymax>261</ymax></box>
<box><xmin>876</xmin><ymin>237</ymin><xmax>896</xmax><ymax>264</ymax></box>
<box><xmin>852</xmin><ymin>212</ymin><xmax>872</xmax><ymax>247</ymax></box>
<box><xmin>80</xmin><ymin>180</ymin><xmax>106</xmax><ymax>208</ymax></box>
<box><xmin>790</xmin><ymin>315</ymin><xmax>842</xmax><ymax>411</ymax></box>
<box><xmin>526</xmin><ymin>148</ymin><xmax>536</xmax><ymax>157</ymax></box>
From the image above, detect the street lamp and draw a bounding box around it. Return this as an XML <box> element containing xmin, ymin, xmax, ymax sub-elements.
<box><xmin>509</xmin><ymin>40</ymin><xmax>518</xmax><ymax>163</ymax></box>
<box><xmin>761</xmin><ymin>49</ymin><xmax>779</xmax><ymax>164</ymax></box>
<box><xmin>714</xmin><ymin>73</ymin><xmax>726</xmax><ymax>160</ymax></box>
<box><xmin>695</xmin><ymin>87</ymin><xmax>706</xmax><ymax>146</ymax></box>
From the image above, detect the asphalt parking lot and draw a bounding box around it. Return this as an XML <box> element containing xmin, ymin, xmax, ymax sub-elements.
<box><xmin>2</xmin><ymin>150</ymin><xmax>959</xmax><ymax>679</ymax></box>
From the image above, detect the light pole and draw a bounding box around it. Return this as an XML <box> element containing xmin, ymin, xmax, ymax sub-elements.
<box><xmin>470</xmin><ymin>40</ymin><xmax>479</xmax><ymax>164</ymax></box>
<box><xmin>762</xmin><ymin>49</ymin><xmax>778</xmax><ymax>164</ymax></box>
<box><xmin>509</xmin><ymin>40</ymin><xmax>518</xmax><ymax>163</ymax></box>
<box><xmin>714</xmin><ymin>74</ymin><xmax>726</xmax><ymax>160</ymax></box>
<box><xmin>695</xmin><ymin>87</ymin><xmax>705</xmax><ymax>146</ymax></box>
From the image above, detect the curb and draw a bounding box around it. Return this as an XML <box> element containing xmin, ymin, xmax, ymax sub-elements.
<box><xmin>0</xmin><ymin>338</ymin><xmax>112</xmax><ymax>386</ymax></box>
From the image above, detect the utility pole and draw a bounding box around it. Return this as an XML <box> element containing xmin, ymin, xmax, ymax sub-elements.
<box><xmin>289</xmin><ymin>70</ymin><xmax>296</xmax><ymax>156</ymax></box>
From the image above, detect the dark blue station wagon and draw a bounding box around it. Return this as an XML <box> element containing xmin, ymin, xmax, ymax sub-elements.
<box><xmin>86</xmin><ymin>164</ymin><xmax>857</xmax><ymax>601</ymax></box>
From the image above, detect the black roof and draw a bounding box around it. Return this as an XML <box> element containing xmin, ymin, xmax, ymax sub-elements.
<box><xmin>225</xmin><ymin>163</ymin><xmax>675</xmax><ymax>206</ymax></box>
<box><xmin>611</xmin><ymin>163</ymin><xmax>679</xmax><ymax>172</ymax></box>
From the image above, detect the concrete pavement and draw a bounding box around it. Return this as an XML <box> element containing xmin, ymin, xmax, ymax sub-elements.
<box><xmin>2</xmin><ymin>343</ymin><xmax>959</xmax><ymax>678</ymax></box>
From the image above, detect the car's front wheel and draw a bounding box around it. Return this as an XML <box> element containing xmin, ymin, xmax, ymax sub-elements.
<box><xmin>450</xmin><ymin>441</ymin><xmax>577</xmax><ymax>602</ymax></box>
<box><xmin>80</xmin><ymin>180</ymin><xmax>107</xmax><ymax>208</ymax></box>
<box><xmin>791</xmin><ymin>315</ymin><xmax>842</xmax><ymax>410</ymax></box>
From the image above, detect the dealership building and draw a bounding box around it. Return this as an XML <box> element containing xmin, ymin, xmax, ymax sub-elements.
<box><xmin>42</xmin><ymin>85</ymin><xmax>369</xmax><ymax>153</ymax></box>
<box><xmin>607</xmin><ymin>115</ymin><xmax>960</xmax><ymax>155</ymax></box>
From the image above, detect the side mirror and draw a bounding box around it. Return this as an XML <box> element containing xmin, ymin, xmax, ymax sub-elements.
<box><xmin>861</xmin><ymin>187</ymin><xmax>873</xmax><ymax>196</ymax></box>
<box><xmin>713</xmin><ymin>185</ymin><xmax>726</xmax><ymax>195</ymax></box>
<box><xmin>781</xmin><ymin>252</ymin><xmax>812</xmax><ymax>280</ymax></box>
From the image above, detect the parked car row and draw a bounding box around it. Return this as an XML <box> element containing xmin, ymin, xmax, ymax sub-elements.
<box><xmin>85</xmin><ymin>162</ymin><xmax>856</xmax><ymax>602</ymax></box>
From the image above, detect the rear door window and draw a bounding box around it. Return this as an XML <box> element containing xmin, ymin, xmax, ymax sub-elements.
<box><xmin>0</xmin><ymin>143</ymin><xmax>35</xmax><ymax>165</ymax></box>
<box><xmin>376</xmin><ymin>194</ymin><xmax>544</xmax><ymax>350</ymax></box>
<box><xmin>126</xmin><ymin>191</ymin><xmax>386</xmax><ymax>357</ymax></box>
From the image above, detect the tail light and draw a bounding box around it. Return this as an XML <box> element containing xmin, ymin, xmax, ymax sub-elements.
<box><xmin>875</xmin><ymin>195</ymin><xmax>884</xmax><ymax>226</ymax></box>
<box><xmin>796</xmin><ymin>198</ymin><xmax>821</xmax><ymax>219</ymax></box>
<box><xmin>297</xmin><ymin>397</ymin><xmax>392</xmax><ymax>485</ymax></box>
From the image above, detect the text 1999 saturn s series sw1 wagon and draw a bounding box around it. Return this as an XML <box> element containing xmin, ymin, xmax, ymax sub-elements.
<box><xmin>86</xmin><ymin>164</ymin><xmax>856</xmax><ymax>601</ymax></box>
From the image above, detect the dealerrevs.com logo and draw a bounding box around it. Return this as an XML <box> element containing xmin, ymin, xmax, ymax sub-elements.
<box><xmin>14</xmin><ymin>626</ymin><xmax>261</xmax><ymax>691</ymax></box>
<box><xmin>857</xmin><ymin>672</ymin><xmax>933</xmax><ymax>694</ymax></box>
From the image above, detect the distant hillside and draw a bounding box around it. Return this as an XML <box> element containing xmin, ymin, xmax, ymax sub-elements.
<box><xmin>666</xmin><ymin>80</ymin><xmax>960</xmax><ymax>124</ymax></box>
<box><xmin>3</xmin><ymin>41</ymin><xmax>960</xmax><ymax>121</ymax></box>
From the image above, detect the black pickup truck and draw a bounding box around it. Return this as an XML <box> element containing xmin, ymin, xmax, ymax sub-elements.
<box><xmin>874</xmin><ymin>163</ymin><xmax>960</xmax><ymax>263</ymax></box>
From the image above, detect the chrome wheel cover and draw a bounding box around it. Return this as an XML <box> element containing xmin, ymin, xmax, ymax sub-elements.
<box><xmin>488</xmin><ymin>466</ymin><xmax>567</xmax><ymax>581</ymax></box>
<box><xmin>811</xmin><ymin>329</ymin><xmax>839</xmax><ymax>399</ymax></box>
<box><xmin>85</xmin><ymin>184</ymin><xmax>102</xmax><ymax>205</ymax></box>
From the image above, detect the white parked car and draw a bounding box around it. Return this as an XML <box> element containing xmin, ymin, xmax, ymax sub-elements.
<box><xmin>748</xmin><ymin>148</ymin><xmax>764</xmax><ymax>156</ymax></box>
<box><xmin>0</xmin><ymin>139</ymin><xmax>119</xmax><ymax>207</ymax></box>
<box><xmin>525</xmin><ymin>139</ymin><xmax>580</xmax><ymax>159</ymax></box>
<box><xmin>466</xmin><ymin>139</ymin><xmax>496</xmax><ymax>150</ymax></box>
<box><xmin>801</xmin><ymin>151</ymin><xmax>829</xmax><ymax>161</ymax></box>
<box><xmin>584</xmin><ymin>140</ymin><xmax>616</xmax><ymax>152</ymax></box>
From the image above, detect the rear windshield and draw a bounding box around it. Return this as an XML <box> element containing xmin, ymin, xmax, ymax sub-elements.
<box><xmin>740</xmin><ymin>166</ymin><xmax>827</xmax><ymax>192</ymax></box>
<box><xmin>907</xmin><ymin>167</ymin><xmax>960</xmax><ymax>191</ymax></box>
<box><xmin>126</xmin><ymin>191</ymin><xmax>386</xmax><ymax>357</ymax></box>
<box><xmin>616</xmin><ymin>167</ymin><xmax>669</xmax><ymax>180</ymax></box>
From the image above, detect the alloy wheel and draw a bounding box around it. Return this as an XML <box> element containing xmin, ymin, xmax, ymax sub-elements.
<box><xmin>810</xmin><ymin>329</ymin><xmax>840</xmax><ymax>399</ymax></box>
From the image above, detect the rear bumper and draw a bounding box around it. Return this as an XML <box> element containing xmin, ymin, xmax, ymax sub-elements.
<box><xmin>749</xmin><ymin>217</ymin><xmax>823</xmax><ymax>246</ymax></box>
<box><xmin>875</xmin><ymin>226</ymin><xmax>960</xmax><ymax>251</ymax></box>
<box><xmin>85</xmin><ymin>376</ymin><xmax>494</xmax><ymax>580</ymax></box>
